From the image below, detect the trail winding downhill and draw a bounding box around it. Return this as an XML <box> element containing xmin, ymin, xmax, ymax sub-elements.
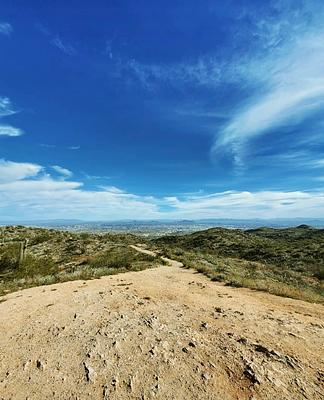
<box><xmin>0</xmin><ymin>246</ymin><xmax>323</xmax><ymax>399</ymax></box>
<box><xmin>130</xmin><ymin>244</ymin><xmax>183</xmax><ymax>268</ymax></box>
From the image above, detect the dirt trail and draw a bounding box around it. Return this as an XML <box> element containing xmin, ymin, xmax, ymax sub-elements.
<box><xmin>0</xmin><ymin>248</ymin><xmax>323</xmax><ymax>400</ymax></box>
<box><xmin>130</xmin><ymin>244</ymin><xmax>183</xmax><ymax>267</ymax></box>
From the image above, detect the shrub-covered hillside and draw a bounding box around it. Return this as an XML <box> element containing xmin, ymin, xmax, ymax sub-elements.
<box><xmin>155</xmin><ymin>225</ymin><xmax>324</xmax><ymax>303</ymax></box>
<box><xmin>0</xmin><ymin>226</ymin><xmax>157</xmax><ymax>296</ymax></box>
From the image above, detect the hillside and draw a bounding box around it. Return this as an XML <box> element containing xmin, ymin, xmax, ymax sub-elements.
<box><xmin>1</xmin><ymin>225</ymin><xmax>323</xmax><ymax>303</ymax></box>
<box><xmin>0</xmin><ymin>226</ymin><xmax>157</xmax><ymax>296</ymax></box>
<box><xmin>155</xmin><ymin>226</ymin><xmax>324</xmax><ymax>303</ymax></box>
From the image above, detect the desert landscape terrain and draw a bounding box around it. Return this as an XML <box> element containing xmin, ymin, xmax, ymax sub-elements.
<box><xmin>0</xmin><ymin>230</ymin><xmax>323</xmax><ymax>399</ymax></box>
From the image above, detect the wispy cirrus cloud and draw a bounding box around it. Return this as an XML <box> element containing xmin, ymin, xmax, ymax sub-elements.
<box><xmin>51</xmin><ymin>36</ymin><xmax>76</xmax><ymax>56</ymax></box>
<box><xmin>0</xmin><ymin>22</ymin><xmax>12</xmax><ymax>35</ymax></box>
<box><xmin>0</xmin><ymin>97</ymin><xmax>16</xmax><ymax>117</ymax></box>
<box><xmin>213</xmin><ymin>5</ymin><xmax>324</xmax><ymax>167</ymax></box>
<box><xmin>112</xmin><ymin>1</ymin><xmax>324</xmax><ymax>175</ymax></box>
<box><xmin>36</xmin><ymin>24</ymin><xmax>76</xmax><ymax>56</ymax></box>
<box><xmin>122</xmin><ymin>57</ymin><xmax>223</xmax><ymax>90</ymax></box>
<box><xmin>0</xmin><ymin>96</ymin><xmax>24</xmax><ymax>137</ymax></box>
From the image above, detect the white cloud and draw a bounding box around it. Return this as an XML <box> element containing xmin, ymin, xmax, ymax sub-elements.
<box><xmin>0</xmin><ymin>160</ymin><xmax>324</xmax><ymax>220</ymax></box>
<box><xmin>68</xmin><ymin>145</ymin><xmax>80</xmax><ymax>150</ymax></box>
<box><xmin>162</xmin><ymin>190</ymin><xmax>324</xmax><ymax>219</ymax></box>
<box><xmin>0</xmin><ymin>22</ymin><xmax>12</xmax><ymax>35</ymax></box>
<box><xmin>0</xmin><ymin>97</ymin><xmax>16</xmax><ymax>117</ymax></box>
<box><xmin>0</xmin><ymin>160</ymin><xmax>42</xmax><ymax>183</ymax></box>
<box><xmin>0</xmin><ymin>164</ymin><xmax>159</xmax><ymax>220</ymax></box>
<box><xmin>0</xmin><ymin>178</ymin><xmax>81</xmax><ymax>192</ymax></box>
<box><xmin>0</xmin><ymin>125</ymin><xmax>24</xmax><ymax>137</ymax></box>
<box><xmin>52</xmin><ymin>165</ymin><xmax>73</xmax><ymax>178</ymax></box>
<box><xmin>0</xmin><ymin>96</ymin><xmax>24</xmax><ymax>137</ymax></box>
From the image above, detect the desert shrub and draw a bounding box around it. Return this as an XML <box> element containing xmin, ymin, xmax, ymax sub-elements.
<box><xmin>313</xmin><ymin>267</ymin><xmax>324</xmax><ymax>280</ymax></box>
<box><xmin>0</xmin><ymin>243</ymin><xmax>20</xmax><ymax>273</ymax></box>
<box><xmin>29</xmin><ymin>232</ymin><xmax>52</xmax><ymax>245</ymax></box>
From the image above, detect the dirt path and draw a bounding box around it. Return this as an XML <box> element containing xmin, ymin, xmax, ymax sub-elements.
<box><xmin>130</xmin><ymin>244</ymin><xmax>157</xmax><ymax>257</ymax></box>
<box><xmin>130</xmin><ymin>244</ymin><xmax>183</xmax><ymax>267</ymax></box>
<box><xmin>0</xmin><ymin>250</ymin><xmax>323</xmax><ymax>400</ymax></box>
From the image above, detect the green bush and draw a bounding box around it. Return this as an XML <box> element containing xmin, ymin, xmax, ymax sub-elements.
<box><xmin>0</xmin><ymin>243</ymin><xmax>20</xmax><ymax>273</ymax></box>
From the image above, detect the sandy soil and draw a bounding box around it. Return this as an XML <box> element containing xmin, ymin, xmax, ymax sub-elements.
<box><xmin>0</xmin><ymin>248</ymin><xmax>323</xmax><ymax>399</ymax></box>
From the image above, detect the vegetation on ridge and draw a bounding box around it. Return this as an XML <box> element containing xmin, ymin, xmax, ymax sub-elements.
<box><xmin>0</xmin><ymin>226</ymin><xmax>157</xmax><ymax>296</ymax></box>
<box><xmin>154</xmin><ymin>225</ymin><xmax>324</xmax><ymax>303</ymax></box>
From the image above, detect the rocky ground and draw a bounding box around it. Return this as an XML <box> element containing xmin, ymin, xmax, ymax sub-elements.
<box><xmin>0</xmin><ymin>250</ymin><xmax>323</xmax><ymax>399</ymax></box>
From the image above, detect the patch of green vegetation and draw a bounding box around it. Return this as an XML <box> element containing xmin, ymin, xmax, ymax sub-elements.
<box><xmin>0</xmin><ymin>242</ymin><xmax>20</xmax><ymax>273</ymax></box>
<box><xmin>0</xmin><ymin>227</ymin><xmax>157</xmax><ymax>297</ymax></box>
<box><xmin>155</xmin><ymin>226</ymin><xmax>324</xmax><ymax>304</ymax></box>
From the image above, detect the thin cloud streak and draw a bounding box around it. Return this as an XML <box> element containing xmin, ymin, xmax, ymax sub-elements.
<box><xmin>68</xmin><ymin>145</ymin><xmax>80</xmax><ymax>150</ymax></box>
<box><xmin>51</xmin><ymin>36</ymin><xmax>76</xmax><ymax>56</ymax></box>
<box><xmin>0</xmin><ymin>96</ymin><xmax>24</xmax><ymax>136</ymax></box>
<box><xmin>123</xmin><ymin>57</ymin><xmax>223</xmax><ymax>89</ymax></box>
<box><xmin>36</xmin><ymin>24</ymin><xmax>76</xmax><ymax>56</ymax></box>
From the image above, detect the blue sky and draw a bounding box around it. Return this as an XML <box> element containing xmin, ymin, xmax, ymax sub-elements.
<box><xmin>1</xmin><ymin>0</ymin><xmax>324</xmax><ymax>220</ymax></box>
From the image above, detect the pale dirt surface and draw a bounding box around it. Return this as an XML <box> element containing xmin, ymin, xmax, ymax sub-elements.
<box><xmin>0</xmin><ymin>249</ymin><xmax>323</xmax><ymax>400</ymax></box>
